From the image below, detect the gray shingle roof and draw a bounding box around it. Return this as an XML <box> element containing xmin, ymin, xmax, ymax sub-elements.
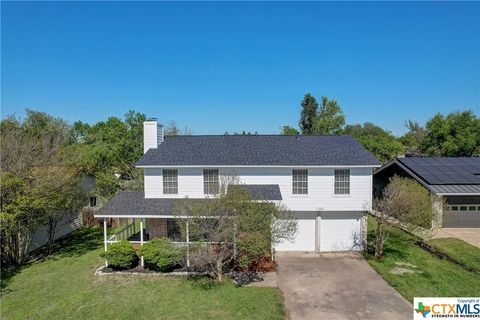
<box><xmin>230</xmin><ymin>184</ymin><xmax>282</xmax><ymax>200</ymax></box>
<box><xmin>95</xmin><ymin>191</ymin><xmax>187</xmax><ymax>217</ymax></box>
<box><xmin>95</xmin><ymin>185</ymin><xmax>283</xmax><ymax>217</ymax></box>
<box><xmin>136</xmin><ymin>135</ymin><xmax>380</xmax><ymax>166</ymax></box>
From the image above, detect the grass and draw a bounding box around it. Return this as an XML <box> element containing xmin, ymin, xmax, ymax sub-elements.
<box><xmin>428</xmin><ymin>237</ymin><xmax>480</xmax><ymax>273</ymax></box>
<box><xmin>364</xmin><ymin>216</ymin><xmax>480</xmax><ymax>302</ymax></box>
<box><xmin>1</xmin><ymin>228</ymin><xmax>285</xmax><ymax>320</ymax></box>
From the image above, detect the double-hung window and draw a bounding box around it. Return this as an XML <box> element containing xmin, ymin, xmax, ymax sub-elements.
<box><xmin>334</xmin><ymin>169</ymin><xmax>350</xmax><ymax>195</ymax></box>
<box><xmin>292</xmin><ymin>169</ymin><xmax>308</xmax><ymax>195</ymax></box>
<box><xmin>163</xmin><ymin>169</ymin><xmax>178</xmax><ymax>194</ymax></box>
<box><xmin>203</xmin><ymin>169</ymin><xmax>219</xmax><ymax>195</ymax></box>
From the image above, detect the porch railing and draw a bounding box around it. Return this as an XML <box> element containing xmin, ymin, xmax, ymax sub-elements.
<box><xmin>106</xmin><ymin>221</ymin><xmax>139</xmax><ymax>244</ymax></box>
<box><xmin>103</xmin><ymin>219</ymin><xmax>238</xmax><ymax>268</ymax></box>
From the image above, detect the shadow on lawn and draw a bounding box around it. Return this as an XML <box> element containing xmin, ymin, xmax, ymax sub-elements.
<box><xmin>1</xmin><ymin>227</ymin><xmax>103</xmax><ymax>292</ymax></box>
<box><xmin>48</xmin><ymin>227</ymin><xmax>103</xmax><ymax>258</ymax></box>
<box><xmin>187</xmin><ymin>274</ymin><xmax>221</xmax><ymax>290</ymax></box>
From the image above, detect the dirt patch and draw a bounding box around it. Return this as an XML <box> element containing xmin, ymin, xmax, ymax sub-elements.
<box><xmin>390</xmin><ymin>262</ymin><xmax>422</xmax><ymax>275</ymax></box>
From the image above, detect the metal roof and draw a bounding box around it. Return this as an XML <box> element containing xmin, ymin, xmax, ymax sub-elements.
<box><xmin>136</xmin><ymin>135</ymin><xmax>380</xmax><ymax>167</ymax></box>
<box><xmin>397</xmin><ymin>157</ymin><xmax>480</xmax><ymax>185</ymax></box>
<box><xmin>428</xmin><ymin>184</ymin><xmax>480</xmax><ymax>195</ymax></box>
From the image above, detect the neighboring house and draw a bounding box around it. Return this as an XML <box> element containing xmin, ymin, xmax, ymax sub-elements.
<box><xmin>373</xmin><ymin>157</ymin><xmax>480</xmax><ymax>228</ymax></box>
<box><xmin>29</xmin><ymin>174</ymin><xmax>97</xmax><ymax>251</ymax></box>
<box><xmin>95</xmin><ymin>119</ymin><xmax>380</xmax><ymax>255</ymax></box>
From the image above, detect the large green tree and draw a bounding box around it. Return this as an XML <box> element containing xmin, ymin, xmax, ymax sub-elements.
<box><xmin>420</xmin><ymin>110</ymin><xmax>480</xmax><ymax>156</ymax></box>
<box><xmin>72</xmin><ymin>110</ymin><xmax>146</xmax><ymax>176</ymax></box>
<box><xmin>344</xmin><ymin>123</ymin><xmax>403</xmax><ymax>163</ymax></box>
<box><xmin>299</xmin><ymin>93</ymin><xmax>318</xmax><ymax>134</ymax></box>
<box><xmin>399</xmin><ymin>120</ymin><xmax>425</xmax><ymax>156</ymax></box>
<box><xmin>0</xmin><ymin>110</ymin><xmax>84</xmax><ymax>264</ymax></box>
<box><xmin>280</xmin><ymin>125</ymin><xmax>300</xmax><ymax>135</ymax></box>
<box><xmin>312</xmin><ymin>96</ymin><xmax>345</xmax><ymax>134</ymax></box>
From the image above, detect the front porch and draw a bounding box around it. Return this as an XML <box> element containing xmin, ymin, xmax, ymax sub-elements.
<box><xmin>102</xmin><ymin>217</ymin><xmax>241</xmax><ymax>268</ymax></box>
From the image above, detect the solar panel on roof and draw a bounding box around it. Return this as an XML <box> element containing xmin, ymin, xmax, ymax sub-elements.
<box><xmin>398</xmin><ymin>157</ymin><xmax>480</xmax><ymax>185</ymax></box>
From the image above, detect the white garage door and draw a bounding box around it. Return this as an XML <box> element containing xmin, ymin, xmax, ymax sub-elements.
<box><xmin>320</xmin><ymin>212</ymin><xmax>363</xmax><ymax>252</ymax></box>
<box><xmin>275</xmin><ymin>213</ymin><xmax>316</xmax><ymax>251</ymax></box>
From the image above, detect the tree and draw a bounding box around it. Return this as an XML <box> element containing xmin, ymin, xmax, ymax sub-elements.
<box><xmin>299</xmin><ymin>93</ymin><xmax>318</xmax><ymax>134</ymax></box>
<box><xmin>420</xmin><ymin>110</ymin><xmax>480</xmax><ymax>156</ymax></box>
<box><xmin>164</xmin><ymin>120</ymin><xmax>193</xmax><ymax>136</ymax></box>
<box><xmin>344</xmin><ymin>123</ymin><xmax>403</xmax><ymax>163</ymax></box>
<box><xmin>0</xmin><ymin>173</ymin><xmax>44</xmax><ymax>265</ymax></box>
<box><xmin>280</xmin><ymin>125</ymin><xmax>300</xmax><ymax>135</ymax></box>
<box><xmin>29</xmin><ymin>166</ymin><xmax>86</xmax><ymax>253</ymax></box>
<box><xmin>0</xmin><ymin>111</ymin><xmax>80</xmax><ymax>264</ymax></box>
<box><xmin>399</xmin><ymin>120</ymin><xmax>425</xmax><ymax>156</ymax></box>
<box><xmin>174</xmin><ymin>178</ymin><xmax>297</xmax><ymax>282</ymax></box>
<box><xmin>312</xmin><ymin>96</ymin><xmax>345</xmax><ymax>134</ymax></box>
<box><xmin>224</xmin><ymin>131</ymin><xmax>259</xmax><ymax>135</ymax></box>
<box><xmin>372</xmin><ymin>176</ymin><xmax>435</xmax><ymax>257</ymax></box>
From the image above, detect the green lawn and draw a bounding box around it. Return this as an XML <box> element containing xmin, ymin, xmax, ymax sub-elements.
<box><xmin>1</xmin><ymin>228</ymin><xmax>285</xmax><ymax>320</ymax></box>
<box><xmin>364</xmin><ymin>216</ymin><xmax>480</xmax><ymax>302</ymax></box>
<box><xmin>428</xmin><ymin>237</ymin><xmax>480</xmax><ymax>273</ymax></box>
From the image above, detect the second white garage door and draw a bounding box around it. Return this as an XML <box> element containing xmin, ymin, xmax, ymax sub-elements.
<box><xmin>319</xmin><ymin>212</ymin><xmax>363</xmax><ymax>252</ymax></box>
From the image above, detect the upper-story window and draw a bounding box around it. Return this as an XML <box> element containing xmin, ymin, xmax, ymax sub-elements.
<box><xmin>204</xmin><ymin>169</ymin><xmax>219</xmax><ymax>195</ymax></box>
<box><xmin>292</xmin><ymin>169</ymin><xmax>308</xmax><ymax>195</ymax></box>
<box><xmin>334</xmin><ymin>169</ymin><xmax>350</xmax><ymax>195</ymax></box>
<box><xmin>163</xmin><ymin>169</ymin><xmax>178</xmax><ymax>194</ymax></box>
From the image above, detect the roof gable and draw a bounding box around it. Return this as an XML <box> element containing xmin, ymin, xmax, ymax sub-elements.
<box><xmin>136</xmin><ymin>134</ymin><xmax>380</xmax><ymax>166</ymax></box>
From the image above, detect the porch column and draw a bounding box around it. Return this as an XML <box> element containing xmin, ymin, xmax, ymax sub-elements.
<box><xmin>103</xmin><ymin>219</ymin><xmax>108</xmax><ymax>266</ymax></box>
<box><xmin>186</xmin><ymin>219</ymin><xmax>190</xmax><ymax>268</ymax></box>
<box><xmin>140</xmin><ymin>219</ymin><xmax>144</xmax><ymax>267</ymax></box>
<box><xmin>233</xmin><ymin>222</ymin><xmax>237</xmax><ymax>259</ymax></box>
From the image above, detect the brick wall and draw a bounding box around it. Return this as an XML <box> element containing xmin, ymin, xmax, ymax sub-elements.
<box><xmin>147</xmin><ymin>218</ymin><xmax>167</xmax><ymax>238</ymax></box>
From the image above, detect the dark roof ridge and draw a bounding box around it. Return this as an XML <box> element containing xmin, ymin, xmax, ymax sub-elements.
<box><xmin>164</xmin><ymin>134</ymin><xmax>354</xmax><ymax>137</ymax></box>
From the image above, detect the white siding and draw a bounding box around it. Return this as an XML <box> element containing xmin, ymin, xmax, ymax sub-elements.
<box><xmin>144</xmin><ymin>167</ymin><xmax>373</xmax><ymax>211</ymax></box>
<box><xmin>29</xmin><ymin>211</ymin><xmax>83</xmax><ymax>252</ymax></box>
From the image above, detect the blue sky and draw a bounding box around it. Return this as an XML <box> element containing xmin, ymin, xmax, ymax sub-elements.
<box><xmin>2</xmin><ymin>2</ymin><xmax>479</xmax><ymax>135</ymax></box>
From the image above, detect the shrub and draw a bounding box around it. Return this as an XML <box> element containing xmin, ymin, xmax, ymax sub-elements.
<box><xmin>139</xmin><ymin>238</ymin><xmax>184</xmax><ymax>271</ymax></box>
<box><xmin>236</xmin><ymin>232</ymin><xmax>270</xmax><ymax>270</ymax></box>
<box><xmin>101</xmin><ymin>240</ymin><xmax>138</xmax><ymax>270</ymax></box>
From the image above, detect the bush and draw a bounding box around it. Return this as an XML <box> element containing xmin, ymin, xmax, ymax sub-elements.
<box><xmin>101</xmin><ymin>240</ymin><xmax>138</xmax><ymax>270</ymax></box>
<box><xmin>139</xmin><ymin>238</ymin><xmax>184</xmax><ymax>271</ymax></box>
<box><xmin>236</xmin><ymin>232</ymin><xmax>270</xmax><ymax>270</ymax></box>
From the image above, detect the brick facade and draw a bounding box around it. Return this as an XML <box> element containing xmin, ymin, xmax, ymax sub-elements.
<box><xmin>147</xmin><ymin>218</ymin><xmax>167</xmax><ymax>238</ymax></box>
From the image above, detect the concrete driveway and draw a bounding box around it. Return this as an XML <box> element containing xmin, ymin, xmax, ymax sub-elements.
<box><xmin>433</xmin><ymin>228</ymin><xmax>480</xmax><ymax>248</ymax></box>
<box><xmin>276</xmin><ymin>252</ymin><xmax>411</xmax><ymax>320</ymax></box>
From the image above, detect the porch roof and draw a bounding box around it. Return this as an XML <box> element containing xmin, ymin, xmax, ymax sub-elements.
<box><xmin>94</xmin><ymin>185</ymin><xmax>282</xmax><ymax>218</ymax></box>
<box><xmin>94</xmin><ymin>191</ymin><xmax>191</xmax><ymax>218</ymax></box>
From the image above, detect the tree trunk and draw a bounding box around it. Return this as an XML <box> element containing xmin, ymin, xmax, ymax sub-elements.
<box><xmin>374</xmin><ymin>222</ymin><xmax>385</xmax><ymax>258</ymax></box>
<box><xmin>215</xmin><ymin>257</ymin><xmax>223</xmax><ymax>282</ymax></box>
<box><xmin>46</xmin><ymin>215</ymin><xmax>60</xmax><ymax>255</ymax></box>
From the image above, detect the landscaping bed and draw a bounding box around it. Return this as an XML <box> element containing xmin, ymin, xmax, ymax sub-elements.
<box><xmin>1</xmin><ymin>227</ymin><xmax>285</xmax><ymax>320</ymax></box>
<box><xmin>364</xmin><ymin>216</ymin><xmax>480</xmax><ymax>302</ymax></box>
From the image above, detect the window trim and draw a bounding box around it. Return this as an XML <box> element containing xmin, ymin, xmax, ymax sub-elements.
<box><xmin>203</xmin><ymin>169</ymin><xmax>220</xmax><ymax>195</ymax></box>
<box><xmin>333</xmin><ymin>168</ymin><xmax>351</xmax><ymax>196</ymax></box>
<box><xmin>163</xmin><ymin>169</ymin><xmax>178</xmax><ymax>195</ymax></box>
<box><xmin>292</xmin><ymin>169</ymin><xmax>308</xmax><ymax>195</ymax></box>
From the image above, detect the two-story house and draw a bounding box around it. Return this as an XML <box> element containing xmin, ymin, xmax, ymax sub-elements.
<box><xmin>95</xmin><ymin>119</ymin><xmax>380</xmax><ymax>255</ymax></box>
